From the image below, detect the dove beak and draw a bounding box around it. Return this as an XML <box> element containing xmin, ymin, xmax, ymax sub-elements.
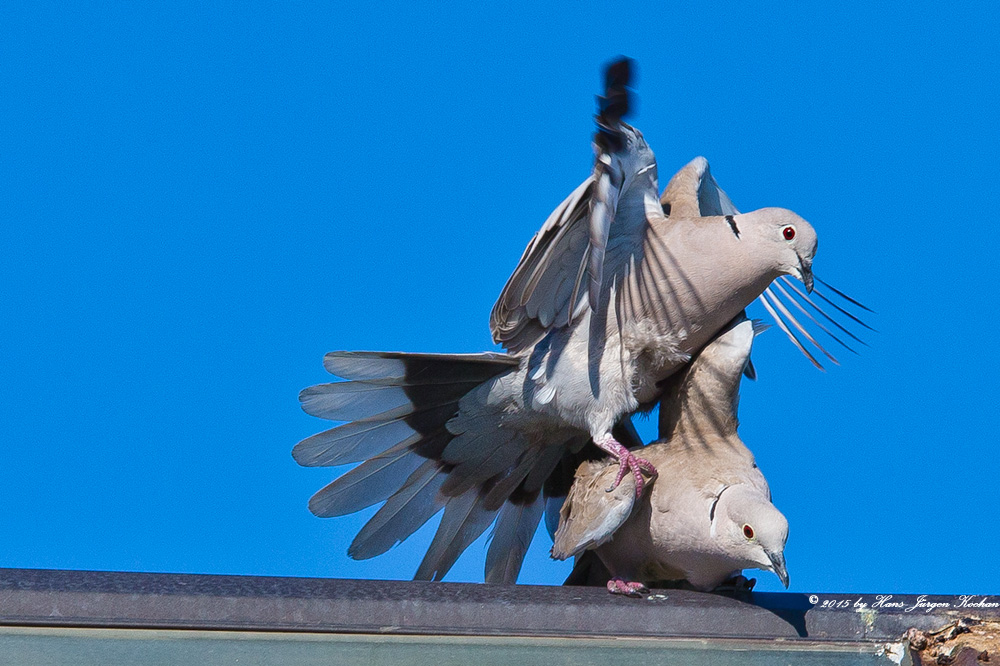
<box><xmin>767</xmin><ymin>551</ymin><xmax>790</xmax><ymax>589</ymax></box>
<box><xmin>798</xmin><ymin>259</ymin><xmax>814</xmax><ymax>293</ymax></box>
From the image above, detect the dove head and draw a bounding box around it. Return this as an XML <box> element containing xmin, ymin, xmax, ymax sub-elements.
<box><xmin>739</xmin><ymin>207</ymin><xmax>817</xmax><ymax>292</ymax></box>
<box><xmin>715</xmin><ymin>484</ymin><xmax>790</xmax><ymax>588</ymax></box>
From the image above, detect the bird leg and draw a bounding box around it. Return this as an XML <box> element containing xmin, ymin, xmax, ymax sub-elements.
<box><xmin>595</xmin><ymin>433</ymin><xmax>657</xmax><ymax>497</ymax></box>
<box><xmin>606</xmin><ymin>577</ymin><xmax>648</xmax><ymax>597</ymax></box>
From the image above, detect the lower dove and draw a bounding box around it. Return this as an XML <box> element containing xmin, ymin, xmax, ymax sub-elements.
<box><xmin>552</xmin><ymin>314</ymin><xmax>789</xmax><ymax>593</ymax></box>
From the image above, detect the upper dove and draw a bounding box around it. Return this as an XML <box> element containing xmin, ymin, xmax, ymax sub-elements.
<box><xmin>487</xmin><ymin>57</ymin><xmax>817</xmax><ymax>492</ymax></box>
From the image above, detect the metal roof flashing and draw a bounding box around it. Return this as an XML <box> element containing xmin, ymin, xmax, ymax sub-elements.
<box><xmin>1</xmin><ymin>569</ymin><xmax>997</xmax><ymax>664</ymax></box>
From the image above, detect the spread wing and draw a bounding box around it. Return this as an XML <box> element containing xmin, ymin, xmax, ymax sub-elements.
<box><xmin>489</xmin><ymin>177</ymin><xmax>597</xmax><ymax>354</ymax></box>
<box><xmin>490</xmin><ymin>155</ymin><xmax>745</xmax><ymax>356</ymax></box>
<box><xmin>489</xmin><ymin>57</ymin><xmax>652</xmax><ymax>355</ymax></box>
<box><xmin>489</xmin><ymin>166</ymin><xmax>661</xmax><ymax>354</ymax></box>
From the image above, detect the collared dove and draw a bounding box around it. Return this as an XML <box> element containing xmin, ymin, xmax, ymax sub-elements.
<box><xmin>294</xmin><ymin>58</ymin><xmax>865</xmax><ymax>585</ymax></box>
<box><xmin>488</xmin><ymin>58</ymin><xmax>871</xmax><ymax>495</ymax></box>
<box><xmin>552</xmin><ymin>314</ymin><xmax>790</xmax><ymax>592</ymax></box>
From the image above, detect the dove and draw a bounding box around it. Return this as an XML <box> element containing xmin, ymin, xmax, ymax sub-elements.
<box><xmin>295</xmin><ymin>58</ymin><xmax>864</xmax><ymax>585</ymax></box>
<box><xmin>488</xmin><ymin>58</ymin><xmax>835</xmax><ymax>494</ymax></box>
<box><xmin>552</xmin><ymin>314</ymin><xmax>790</xmax><ymax>593</ymax></box>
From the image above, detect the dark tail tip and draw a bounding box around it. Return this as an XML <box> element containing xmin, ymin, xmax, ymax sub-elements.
<box><xmin>594</xmin><ymin>56</ymin><xmax>635</xmax><ymax>152</ymax></box>
<box><xmin>601</xmin><ymin>57</ymin><xmax>633</xmax><ymax>119</ymax></box>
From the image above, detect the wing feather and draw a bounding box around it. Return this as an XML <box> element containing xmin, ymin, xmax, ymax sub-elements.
<box><xmin>348</xmin><ymin>460</ymin><xmax>448</xmax><ymax>559</ymax></box>
<box><xmin>551</xmin><ymin>459</ymin><xmax>639</xmax><ymax>559</ymax></box>
<box><xmin>485</xmin><ymin>499</ymin><xmax>545</xmax><ymax>585</ymax></box>
<box><xmin>414</xmin><ymin>491</ymin><xmax>498</xmax><ymax>581</ymax></box>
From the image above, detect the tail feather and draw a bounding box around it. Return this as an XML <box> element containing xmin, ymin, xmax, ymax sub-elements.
<box><xmin>522</xmin><ymin>445</ymin><xmax>567</xmax><ymax>495</ymax></box>
<box><xmin>324</xmin><ymin>351</ymin><xmax>517</xmax><ymax>384</ymax></box>
<box><xmin>299</xmin><ymin>381</ymin><xmax>483</xmax><ymax>423</ymax></box>
<box><xmin>348</xmin><ymin>459</ymin><xmax>448</xmax><ymax>560</ymax></box>
<box><xmin>439</xmin><ymin>430</ymin><xmax>521</xmax><ymax>497</ymax></box>
<box><xmin>293</xmin><ymin>401</ymin><xmax>461</xmax><ymax>467</ymax></box>
<box><xmin>482</xmin><ymin>450</ymin><xmax>540</xmax><ymax>511</ymax></box>
<box><xmin>485</xmin><ymin>499</ymin><xmax>545</xmax><ymax>585</ymax></box>
<box><xmin>441</xmin><ymin>426</ymin><xmax>518</xmax><ymax>464</ymax></box>
<box><xmin>307</xmin><ymin>440</ymin><xmax>426</xmax><ymax>518</ymax></box>
<box><xmin>299</xmin><ymin>348</ymin><xmax>575</xmax><ymax>584</ymax></box>
<box><xmin>415</xmin><ymin>491</ymin><xmax>498</xmax><ymax>581</ymax></box>
<box><xmin>293</xmin><ymin>420</ymin><xmax>419</xmax><ymax>467</ymax></box>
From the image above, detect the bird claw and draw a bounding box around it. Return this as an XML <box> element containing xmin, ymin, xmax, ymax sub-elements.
<box><xmin>607</xmin><ymin>577</ymin><xmax>648</xmax><ymax>597</ymax></box>
<box><xmin>602</xmin><ymin>446</ymin><xmax>657</xmax><ymax>497</ymax></box>
<box><xmin>594</xmin><ymin>434</ymin><xmax>657</xmax><ymax>497</ymax></box>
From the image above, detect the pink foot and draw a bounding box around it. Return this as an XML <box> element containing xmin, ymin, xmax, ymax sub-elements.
<box><xmin>595</xmin><ymin>434</ymin><xmax>657</xmax><ymax>497</ymax></box>
<box><xmin>607</xmin><ymin>577</ymin><xmax>649</xmax><ymax>597</ymax></box>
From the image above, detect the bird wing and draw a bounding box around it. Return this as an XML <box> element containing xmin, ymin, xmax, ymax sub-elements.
<box><xmin>660</xmin><ymin>156</ymin><xmax>739</xmax><ymax>218</ymax></box>
<box><xmin>550</xmin><ymin>459</ymin><xmax>640</xmax><ymax>560</ymax></box>
<box><xmin>489</xmin><ymin>156</ymin><xmax>660</xmax><ymax>353</ymax></box>
<box><xmin>489</xmin><ymin>176</ymin><xmax>598</xmax><ymax>353</ymax></box>
<box><xmin>490</xmin><ymin>58</ymin><xmax>652</xmax><ymax>354</ymax></box>
<box><xmin>550</xmin><ymin>421</ymin><xmax>646</xmax><ymax>560</ymax></box>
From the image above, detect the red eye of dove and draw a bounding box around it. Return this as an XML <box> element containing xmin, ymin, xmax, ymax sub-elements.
<box><xmin>783</xmin><ymin>226</ymin><xmax>796</xmax><ymax>241</ymax></box>
<box><xmin>743</xmin><ymin>524</ymin><xmax>755</xmax><ymax>539</ymax></box>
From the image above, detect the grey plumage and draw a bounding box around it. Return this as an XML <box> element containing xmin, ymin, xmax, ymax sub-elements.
<box><xmin>296</xmin><ymin>349</ymin><xmax>578</xmax><ymax>583</ymax></box>
<box><xmin>552</xmin><ymin>315</ymin><xmax>790</xmax><ymax>591</ymax></box>
<box><xmin>307</xmin><ymin>440</ymin><xmax>427</xmax><ymax>518</ymax></box>
<box><xmin>414</xmin><ymin>489</ymin><xmax>497</xmax><ymax>581</ymax></box>
<box><xmin>295</xmin><ymin>58</ymin><xmax>864</xmax><ymax>585</ymax></box>
<box><xmin>347</xmin><ymin>459</ymin><xmax>448</xmax><ymax>559</ymax></box>
<box><xmin>486</xmin><ymin>500</ymin><xmax>545</xmax><ymax>585</ymax></box>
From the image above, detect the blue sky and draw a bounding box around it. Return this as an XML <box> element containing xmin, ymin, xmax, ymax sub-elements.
<box><xmin>2</xmin><ymin>1</ymin><xmax>998</xmax><ymax>595</ymax></box>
